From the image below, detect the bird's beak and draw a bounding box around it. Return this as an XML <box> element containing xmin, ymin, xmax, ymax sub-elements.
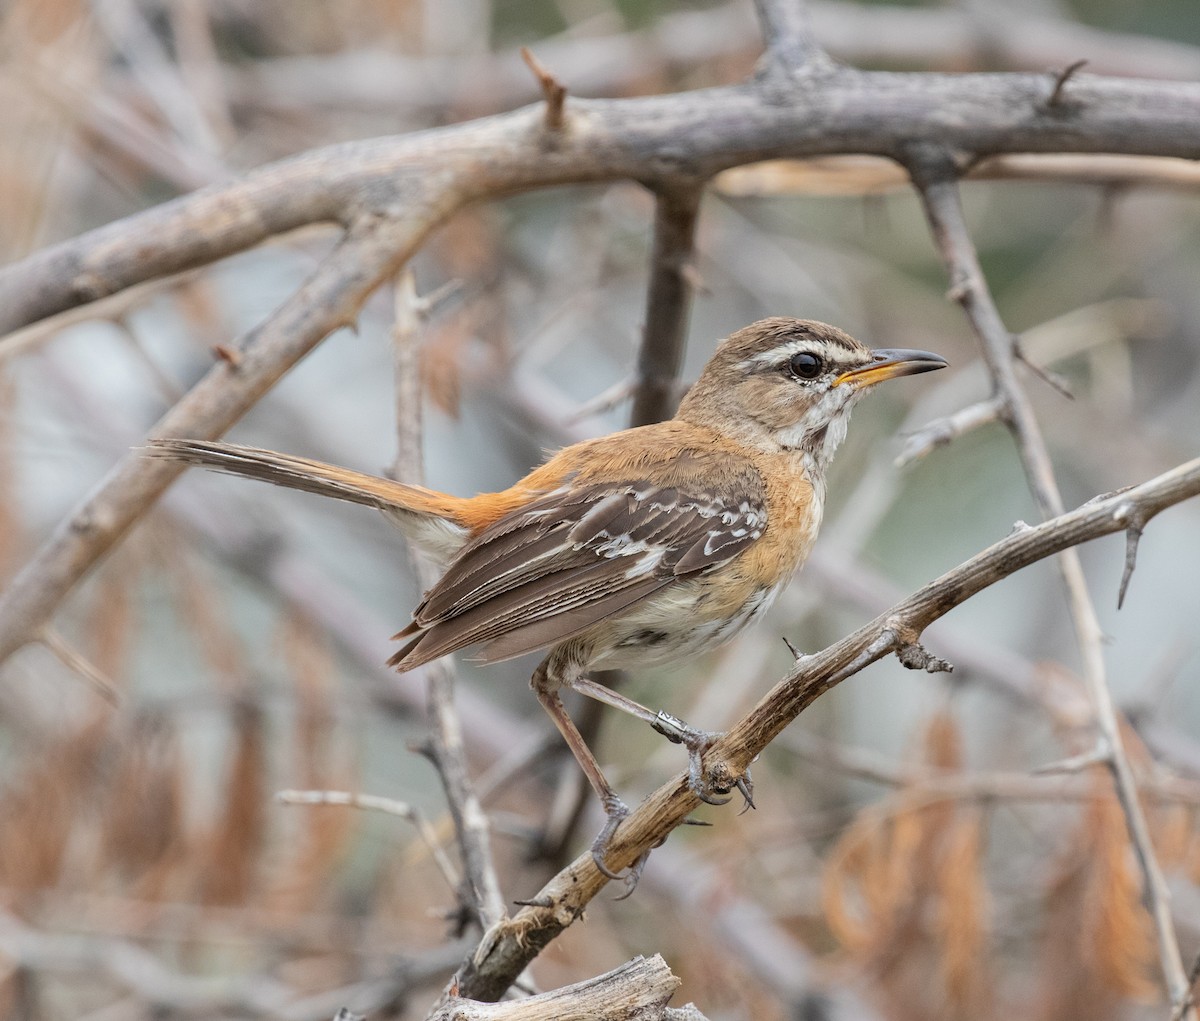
<box><xmin>834</xmin><ymin>348</ymin><xmax>948</xmax><ymax>388</ymax></box>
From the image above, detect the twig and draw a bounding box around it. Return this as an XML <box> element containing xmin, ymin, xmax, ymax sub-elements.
<box><xmin>1029</xmin><ymin>744</ymin><xmax>1111</xmax><ymax>775</ymax></box>
<box><xmin>563</xmin><ymin>374</ymin><xmax>637</xmax><ymax>425</ymax></box>
<box><xmin>390</xmin><ymin>273</ymin><xmax>506</xmax><ymax>931</ymax></box>
<box><xmin>39</xmin><ymin>628</ymin><xmax>120</xmax><ymax>705</ymax></box>
<box><xmin>451</xmin><ymin>456</ymin><xmax>1200</xmax><ymax>1000</ymax></box>
<box><xmin>276</xmin><ymin>788</ymin><xmax>462</xmax><ymax>895</ymax></box>
<box><xmin>906</xmin><ymin>146</ymin><xmax>1196</xmax><ymax>1019</ymax></box>
<box><xmin>896</xmin><ymin>395</ymin><xmax>1005</xmax><ymax>466</ymax></box>
<box><xmin>629</xmin><ymin>186</ymin><xmax>704</xmax><ymax>427</ymax></box>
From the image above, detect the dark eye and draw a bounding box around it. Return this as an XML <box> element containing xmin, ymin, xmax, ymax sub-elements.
<box><xmin>789</xmin><ymin>351</ymin><xmax>823</xmax><ymax>380</ymax></box>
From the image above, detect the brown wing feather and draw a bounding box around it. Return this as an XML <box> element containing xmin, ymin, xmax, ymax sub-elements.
<box><xmin>390</xmin><ymin>459</ymin><xmax>767</xmax><ymax>671</ymax></box>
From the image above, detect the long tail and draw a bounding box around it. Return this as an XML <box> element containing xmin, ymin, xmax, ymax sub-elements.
<box><xmin>146</xmin><ymin>438</ymin><xmax>471</xmax><ymax>561</ymax></box>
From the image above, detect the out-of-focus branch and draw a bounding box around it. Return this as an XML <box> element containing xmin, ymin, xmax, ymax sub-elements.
<box><xmin>0</xmin><ymin>910</ymin><xmax>466</xmax><ymax>1021</ymax></box>
<box><xmin>0</xmin><ymin>215</ymin><xmax>422</xmax><ymax>671</ymax></box>
<box><xmin>228</xmin><ymin>1</ymin><xmax>1200</xmax><ymax>119</ymax></box>
<box><xmin>452</xmin><ymin>457</ymin><xmax>1200</xmax><ymax>1001</ymax></box>
<box><xmin>391</xmin><ymin>273</ymin><xmax>505</xmax><ymax>931</ymax></box>
<box><xmin>716</xmin><ymin>154</ymin><xmax>1200</xmax><ymax>200</ymax></box>
<box><xmin>5</xmin><ymin>72</ymin><xmax>1200</xmax><ymax>336</ymax></box>
<box><xmin>906</xmin><ymin>145</ymin><xmax>1196</xmax><ymax>1020</ymax></box>
<box><xmin>629</xmin><ymin>186</ymin><xmax>703</xmax><ymax>427</ymax></box>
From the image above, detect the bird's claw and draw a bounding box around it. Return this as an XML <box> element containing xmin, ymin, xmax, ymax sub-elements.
<box><xmin>590</xmin><ymin>794</ymin><xmax>651</xmax><ymax>894</ymax></box>
<box><xmin>650</xmin><ymin>712</ymin><xmax>753</xmax><ymax>809</ymax></box>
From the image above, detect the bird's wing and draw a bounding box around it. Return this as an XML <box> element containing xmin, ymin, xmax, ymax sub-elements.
<box><xmin>389</xmin><ymin>466</ymin><xmax>767</xmax><ymax>668</ymax></box>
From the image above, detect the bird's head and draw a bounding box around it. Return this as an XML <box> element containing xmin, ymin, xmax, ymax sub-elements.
<box><xmin>678</xmin><ymin>317</ymin><xmax>947</xmax><ymax>472</ymax></box>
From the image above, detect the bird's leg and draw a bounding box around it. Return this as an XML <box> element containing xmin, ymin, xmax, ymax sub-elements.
<box><xmin>531</xmin><ymin>656</ymin><xmax>646</xmax><ymax>884</ymax></box>
<box><xmin>568</xmin><ymin>676</ymin><xmax>751</xmax><ymax>810</ymax></box>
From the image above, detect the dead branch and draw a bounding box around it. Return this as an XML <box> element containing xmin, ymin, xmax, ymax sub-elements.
<box><xmin>906</xmin><ymin>145</ymin><xmax>1197</xmax><ymax>1019</ymax></box>
<box><xmin>431</xmin><ymin>955</ymin><xmax>699</xmax><ymax>1021</ymax></box>
<box><xmin>452</xmin><ymin>456</ymin><xmax>1200</xmax><ymax>1000</ymax></box>
<box><xmin>3</xmin><ymin>73</ymin><xmax>1200</xmax><ymax>336</ymax></box>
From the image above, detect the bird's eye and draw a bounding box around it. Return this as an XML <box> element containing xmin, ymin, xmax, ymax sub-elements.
<box><xmin>789</xmin><ymin>351</ymin><xmax>823</xmax><ymax>380</ymax></box>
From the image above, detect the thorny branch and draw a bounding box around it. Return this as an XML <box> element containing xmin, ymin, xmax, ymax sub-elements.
<box><xmin>2</xmin><ymin>65</ymin><xmax>1196</xmax><ymax>676</ymax></box>
<box><xmin>452</xmin><ymin>457</ymin><xmax>1200</xmax><ymax>1000</ymax></box>
<box><xmin>906</xmin><ymin>147</ymin><xmax>1197</xmax><ymax>1018</ymax></box>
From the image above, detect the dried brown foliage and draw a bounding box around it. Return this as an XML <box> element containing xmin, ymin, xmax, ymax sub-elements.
<box><xmin>1037</xmin><ymin>775</ymin><xmax>1157</xmax><ymax>1019</ymax></box>
<box><xmin>823</xmin><ymin>711</ymin><xmax>992</xmax><ymax>1021</ymax></box>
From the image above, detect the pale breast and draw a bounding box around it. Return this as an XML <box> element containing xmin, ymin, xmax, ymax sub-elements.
<box><xmin>589</xmin><ymin>575</ymin><xmax>788</xmax><ymax>669</ymax></box>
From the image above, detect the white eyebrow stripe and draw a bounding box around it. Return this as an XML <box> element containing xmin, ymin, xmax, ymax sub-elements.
<box><xmin>738</xmin><ymin>338</ymin><xmax>844</xmax><ymax>370</ymax></box>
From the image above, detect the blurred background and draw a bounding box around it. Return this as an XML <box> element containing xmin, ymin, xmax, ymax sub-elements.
<box><xmin>2</xmin><ymin>1</ymin><xmax>1200</xmax><ymax>1018</ymax></box>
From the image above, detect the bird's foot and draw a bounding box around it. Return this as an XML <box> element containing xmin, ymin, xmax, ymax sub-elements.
<box><xmin>651</xmin><ymin>711</ymin><xmax>755</xmax><ymax>811</ymax></box>
<box><xmin>590</xmin><ymin>793</ymin><xmax>651</xmax><ymax>895</ymax></box>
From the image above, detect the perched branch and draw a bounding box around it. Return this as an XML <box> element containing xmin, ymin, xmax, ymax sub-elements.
<box><xmin>452</xmin><ymin>457</ymin><xmax>1200</xmax><ymax>1000</ymax></box>
<box><xmin>629</xmin><ymin>186</ymin><xmax>704</xmax><ymax>427</ymax></box>
<box><xmin>907</xmin><ymin>146</ymin><xmax>1197</xmax><ymax>1019</ymax></box>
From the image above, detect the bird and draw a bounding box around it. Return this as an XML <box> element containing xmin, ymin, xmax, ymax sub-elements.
<box><xmin>149</xmin><ymin>317</ymin><xmax>946</xmax><ymax>880</ymax></box>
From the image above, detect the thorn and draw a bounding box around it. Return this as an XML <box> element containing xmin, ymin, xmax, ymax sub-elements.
<box><xmin>781</xmin><ymin>636</ymin><xmax>803</xmax><ymax>660</ymax></box>
<box><xmin>1046</xmin><ymin>59</ymin><xmax>1088</xmax><ymax>108</ymax></box>
<box><xmin>512</xmin><ymin>896</ymin><xmax>553</xmax><ymax>908</ymax></box>
<box><xmin>1014</xmin><ymin>341</ymin><xmax>1074</xmax><ymax>399</ymax></box>
<box><xmin>520</xmin><ymin>47</ymin><xmax>567</xmax><ymax>131</ymax></box>
<box><xmin>1116</xmin><ymin>507</ymin><xmax>1145</xmax><ymax>609</ymax></box>
<box><xmin>945</xmin><ymin>272</ymin><xmax>971</xmax><ymax>304</ymax></box>
<box><xmin>212</xmin><ymin>343</ymin><xmax>242</xmax><ymax>368</ymax></box>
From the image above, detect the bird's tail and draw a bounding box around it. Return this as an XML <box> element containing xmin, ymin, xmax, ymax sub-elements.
<box><xmin>146</xmin><ymin>438</ymin><xmax>471</xmax><ymax>562</ymax></box>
